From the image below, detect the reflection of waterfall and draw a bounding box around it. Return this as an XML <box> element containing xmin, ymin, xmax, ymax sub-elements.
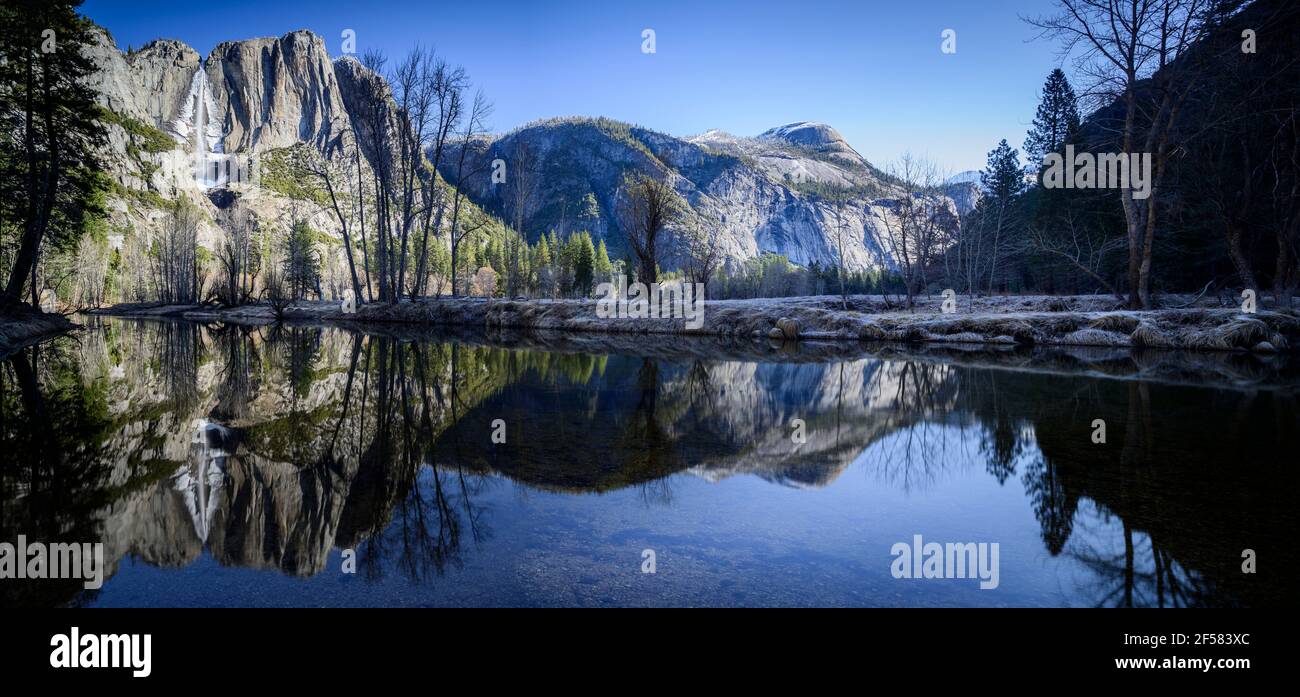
<box><xmin>175</xmin><ymin>65</ymin><xmax>234</xmax><ymax>189</ymax></box>
<box><xmin>173</xmin><ymin>419</ymin><xmax>231</xmax><ymax>543</ymax></box>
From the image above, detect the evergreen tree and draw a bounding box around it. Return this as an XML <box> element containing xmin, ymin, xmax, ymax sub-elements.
<box><xmin>282</xmin><ymin>220</ymin><xmax>322</xmax><ymax>300</ymax></box>
<box><xmin>535</xmin><ymin>234</ymin><xmax>551</xmax><ymax>268</ymax></box>
<box><xmin>573</xmin><ymin>232</ymin><xmax>596</xmax><ymax>295</ymax></box>
<box><xmin>1023</xmin><ymin>68</ymin><xmax>1080</xmax><ymax>169</ymax></box>
<box><xmin>981</xmin><ymin>140</ymin><xmax>1024</xmax><ymax>202</ymax></box>
<box><xmin>593</xmin><ymin>239</ymin><xmax>612</xmax><ymax>280</ymax></box>
<box><xmin>0</xmin><ymin>0</ymin><xmax>107</xmax><ymax>308</ymax></box>
<box><xmin>969</xmin><ymin>140</ymin><xmax>1024</xmax><ymax>294</ymax></box>
<box><xmin>623</xmin><ymin>254</ymin><xmax>638</xmax><ymax>283</ymax></box>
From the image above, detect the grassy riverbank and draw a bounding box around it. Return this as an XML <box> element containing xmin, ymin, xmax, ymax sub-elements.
<box><xmin>89</xmin><ymin>294</ymin><xmax>1300</xmax><ymax>354</ymax></box>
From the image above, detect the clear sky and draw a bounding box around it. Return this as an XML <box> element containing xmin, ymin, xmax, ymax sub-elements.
<box><xmin>82</xmin><ymin>0</ymin><xmax>1067</xmax><ymax>174</ymax></box>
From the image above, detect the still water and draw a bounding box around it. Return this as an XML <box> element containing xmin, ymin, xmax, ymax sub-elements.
<box><xmin>1</xmin><ymin>317</ymin><xmax>1296</xmax><ymax>607</ymax></box>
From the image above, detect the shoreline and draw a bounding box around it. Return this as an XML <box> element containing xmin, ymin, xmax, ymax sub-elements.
<box><xmin>85</xmin><ymin>294</ymin><xmax>1300</xmax><ymax>355</ymax></box>
<box><xmin>0</xmin><ymin>306</ymin><xmax>77</xmax><ymax>359</ymax></box>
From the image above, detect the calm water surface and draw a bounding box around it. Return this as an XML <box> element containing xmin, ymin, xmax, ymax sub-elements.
<box><xmin>1</xmin><ymin>317</ymin><xmax>1296</xmax><ymax>607</ymax></box>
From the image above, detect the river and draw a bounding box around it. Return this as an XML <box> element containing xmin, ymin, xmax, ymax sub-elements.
<box><xmin>1</xmin><ymin>317</ymin><xmax>1295</xmax><ymax>607</ymax></box>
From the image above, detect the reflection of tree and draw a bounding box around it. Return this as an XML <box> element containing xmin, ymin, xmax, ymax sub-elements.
<box><xmin>1020</xmin><ymin>455</ymin><xmax>1076</xmax><ymax>556</ymax></box>
<box><xmin>858</xmin><ymin>361</ymin><xmax>961</xmax><ymax>492</ymax></box>
<box><xmin>154</xmin><ymin>321</ymin><xmax>200</xmax><ymax>412</ymax></box>
<box><xmin>850</xmin><ymin>358</ymin><xmax>1296</xmax><ymax>608</ymax></box>
<box><xmin>616</xmin><ymin>359</ymin><xmax>683</xmax><ymax>484</ymax></box>
<box><xmin>864</xmin><ymin>421</ymin><xmax>952</xmax><ymax>492</ymax></box>
<box><xmin>334</xmin><ymin>337</ymin><xmax>494</xmax><ymax>584</ymax></box>
<box><xmin>1061</xmin><ymin>502</ymin><xmax>1222</xmax><ymax>608</ymax></box>
<box><xmin>273</xmin><ymin>325</ymin><xmax>322</xmax><ymax>399</ymax></box>
<box><xmin>1</xmin><ymin>342</ymin><xmax>123</xmax><ymax>607</ymax></box>
<box><xmin>211</xmin><ymin>325</ymin><xmax>259</xmax><ymax>422</ymax></box>
<box><xmin>6</xmin><ymin>318</ymin><xmax>1297</xmax><ymax>608</ymax></box>
<box><xmin>685</xmin><ymin>360</ymin><xmax>715</xmax><ymax>414</ymax></box>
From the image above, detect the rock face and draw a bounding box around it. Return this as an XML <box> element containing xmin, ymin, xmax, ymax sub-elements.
<box><xmin>84</xmin><ymin>28</ymin><xmax>365</xmax><ymax>258</ymax></box>
<box><xmin>943</xmin><ymin>171</ymin><xmax>983</xmax><ymax>216</ymax></box>
<box><xmin>85</xmin><ymin>25</ymin><xmax>961</xmax><ymax>272</ymax></box>
<box><xmin>88</xmin><ymin>28</ymin><xmax>356</xmax><ymax>189</ymax></box>
<box><xmin>86</xmin><ymin>31</ymin><xmax>201</xmax><ymax>131</ymax></box>
<box><xmin>205</xmin><ymin>30</ymin><xmax>350</xmax><ymax>154</ymax></box>
<box><xmin>442</xmin><ymin>118</ymin><xmax>956</xmax><ymax>271</ymax></box>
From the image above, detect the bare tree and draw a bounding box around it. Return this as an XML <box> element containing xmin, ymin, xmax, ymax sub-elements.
<box><xmin>870</xmin><ymin>155</ymin><xmax>955</xmax><ymax>309</ymax></box>
<box><xmin>121</xmin><ymin>231</ymin><xmax>151</xmax><ymax>302</ymax></box>
<box><xmin>681</xmin><ymin>209</ymin><xmax>724</xmax><ymax>295</ymax></box>
<box><xmin>414</xmin><ymin>57</ymin><xmax>468</xmax><ymax>298</ymax></box>
<box><xmin>827</xmin><ymin>197</ymin><xmax>852</xmax><ymax>309</ymax></box>
<box><xmin>953</xmin><ymin>206</ymin><xmax>990</xmax><ymax>307</ymax></box>
<box><xmin>1025</xmin><ymin>209</ymin><xmax>1126</xmax><ymax>299</ymax></box>
<box><xmin>446</xmin><ymin>90</ymin><xmax>493</xmax><ymax>296</ymax></box>
<box><xmin>1029</xmin><ymin>0</ymin><xmax>1212</xmax><ymax>308</ymax></box>
<box><xmin>215</xmin><ymin>207</ymin><xmax>259</xmax><ymax>306</ymax></box>
<box><xmin>151</xmin><ymin>199</ymin><xmax>202</xmax><ymax>304</ymax></box>
<box><xmin>262</xmin><ymin>264</ymin><xmax>291</xmax><ymax>321</ymax></box>
<box><xmin>353</xmin><ymin>49</ymin><xmax>399</xmax><ymax>302</ymax></box>
<box><xmin>504</xmin><ymin>138</ymin><xmax>537</xmax><ymax>296</ymax></box>
<box><xmin>71</xmin><ymin>234</ymin><xmax>108</xmax><ymax>308</ymax></box>
<box><xmin>390</xmin><ymin>47</ymin><xmax>441</xmax><ymax>298</ymax></box>
<box><xmin>300</xmin><ymin>137</ymin><xmax>364</xmax><ymax>302</ymax></box>
<box><xmin>617</xmin><ymin>171</ymin><xmax>683</xmax><ymax>285</ymax></box>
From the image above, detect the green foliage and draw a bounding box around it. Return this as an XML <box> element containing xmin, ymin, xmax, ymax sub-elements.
<box><xmin>99</xmin><ymin>107</ymin><xmax>175</xmax><ymax>154</ymax></box>
<box><xmin>260</xmin><ymin>145</ymin><xmax>330</xmax><ymax>206</ymax></box>
<box><xmin>594</xmin><ymin>239</ymin><xmax>612</xmax><ymax>279</ymax></box>
<box><xmin>980</xmin><ymin>140</ymin><xmax>1023</xmax><ymax>203</ymax></box>
<box><xmin>789</xmin><ymin>179</ymin><xmax>886</xmax><ymax>200</ymax></box>
<box><xmin>280</xmin><ymin>219</ymin><xmax>323</xmax><ymax>300</ymax></box>
<box><xmin>0</xmin><ymin>2</ymin><xmax>108</xmax><ymax>301</ymax></box>
<box><xmin>709</xmin><ymin>252</ymin><xmax>902</xmax><ymax>299</ymax></box>
<box><xmin>107</xmin><ymin>179</ymin><xmax>168</xmax><ymax>211</ymax></box>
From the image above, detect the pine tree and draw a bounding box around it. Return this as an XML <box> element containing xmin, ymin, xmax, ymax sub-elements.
<box><xmin>535</xmin><ymin>234</ymin><xmax>551</xmax><ymax>267</ymax></box>
<box><xmin>574</xmin><ymin>232</ymin><xmax>596</xmax><ymax>296</ymax></box>
<box><xmin>0</xmin><ymin>0</ymin><xmax>108</xmax><ymax>308</ymax></box>
<box><xmin>980</xmin><ymin>140</ymin><xmax>1023</xmax><ymax>202</ymax></box>
<box><xmin>594</xmin><ymin>239</ymin><xmax>612</xmax><ymax>280</ymax></box>
<box><xmin>282</xmin><ymin>220</ymin><xmax>322</xmax><ymax>300</ymax></box>
<box><xmin>1023</xmin><ymin>69</ymin><xmax>1080</xmax><ymax>170</ymax></box>
<box><xmin>969</xmin><ymin>140</ymin><xmax>1024</xmax><ymax>295</ymax></box>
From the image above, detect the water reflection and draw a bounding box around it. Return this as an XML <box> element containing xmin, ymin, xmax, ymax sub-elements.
<box><xmin>1</xmin><ymin>319</ymin><xmax>1296</xmax><ymax>607</ymax></box>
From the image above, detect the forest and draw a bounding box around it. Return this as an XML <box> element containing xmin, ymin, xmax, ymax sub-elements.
<box><xmin>0</xmin><ymin>0</ymin><xmax>1297</xmax><ymax>335</ymax></box>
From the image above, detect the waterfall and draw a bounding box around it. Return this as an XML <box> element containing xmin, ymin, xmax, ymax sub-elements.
<box><xmin>177</xmin><ymin>64</ymin><xmax>233</xmax><ymax>190</ymax></box>
<box><xmin>175</xmin><ymin>419</ymin><xmax>230</xmax><ymax>544</ymax></box>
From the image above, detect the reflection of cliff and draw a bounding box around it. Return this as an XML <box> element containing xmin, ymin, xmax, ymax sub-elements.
<box><xmin>3</xmin><ymin>318</ymin><xmax>1296</xmax><ymax>608</ymax></box>
<box><xmin>436</xmin><ymin>356</ymin><xmax>960</xmax><ymax>491</ymax></box>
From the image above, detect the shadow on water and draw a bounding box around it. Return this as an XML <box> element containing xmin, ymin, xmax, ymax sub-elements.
<box><xmin>1</xmin><ymin>317</ymin><xmax>1296</xmax><ymax>607</ymax></box>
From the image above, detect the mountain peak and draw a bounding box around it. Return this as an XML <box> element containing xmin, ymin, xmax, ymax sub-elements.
<box><xmin>758</xmin><ymin>121</ymin><xmax>847</xmax><ymax>148</ymax></box>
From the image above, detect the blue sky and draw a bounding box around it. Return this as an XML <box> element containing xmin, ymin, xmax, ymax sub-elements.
<box><xmin>82</xmin><ymin>0</ymin><xmax>1066</xmax><ymax>173</ymax></box>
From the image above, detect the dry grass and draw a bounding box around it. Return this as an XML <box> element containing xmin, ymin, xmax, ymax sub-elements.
<box><xmin>1061</xmin><ymin>328</ymin><xmax>1133</xmax><ymax>348</ymax></box>
<box><xmin>1087</xmin><ymin>313</ymin><xmax>1141</xmax><ymax>334</ymax></box>
<box><xmin>95</xmin><ymin>294</ymin><xmax>1300</xmax><ymax>355</ymax></box>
